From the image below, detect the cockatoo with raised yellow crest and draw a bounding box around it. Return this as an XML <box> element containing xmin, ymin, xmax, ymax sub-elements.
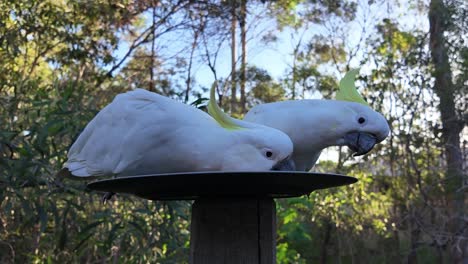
<box><xmin>244</xmin><ymin>69</ymin><xmax>390</xmax><ymax>171</ymax></box>
<box><xmin>59</xmin><ymin>83</ymin><xmax>295</xmax><ymax>179</ymax></box>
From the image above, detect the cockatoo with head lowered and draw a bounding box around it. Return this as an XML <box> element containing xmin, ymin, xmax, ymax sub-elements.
<box><xmin>59</xmin><ymin>83</ymin><xmax>295</xmax><ymax>179</ymax></box>
<box><xmin>244</xmin><ymin>69</ymin><xmax>390</xmax><ymax>171</ymax></box>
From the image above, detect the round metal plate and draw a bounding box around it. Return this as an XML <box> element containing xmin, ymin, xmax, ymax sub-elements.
<box><xmin>87</xmin><ymin>171</ymin><xmax>357</xmax><ymax>200</ymax></box>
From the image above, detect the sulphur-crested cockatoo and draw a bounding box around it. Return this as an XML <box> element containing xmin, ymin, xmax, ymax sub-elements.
<box><xmin>244</xmin><ymin>69</ymin><xmax>390</xmax><ymax>171</ymax></box>
<box><xmin>59</xmin><ymin>83</ymin><xmax>295</xmax><ymax>179</ymax></box>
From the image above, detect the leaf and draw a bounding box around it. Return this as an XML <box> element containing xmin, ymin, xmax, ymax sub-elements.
<box><xmin>73</xmin><ymin>221</ymin><xmax>104</xmax><ymax>251</ymax></box>
<box><xmin>57</xmin><ymin>204</ymin><xmax>70</xmax><ymax>251</ymax></box>
<box><xmin>106</xmin><ymin>222</ymin><xmax>122</xmax><ymax>248</ymax></box>
<box><xmin>128</xmin><ymin>221</ymin><xmax>145</xmax><ymax>236</ymax></box>
<box><xmin>36</xmin><ymin>203</ymin><xmax>48</xmax><ymax>234</ymax></box>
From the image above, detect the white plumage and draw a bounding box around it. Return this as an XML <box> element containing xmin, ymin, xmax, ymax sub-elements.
<box><xmin>244</xmin><ymin>99</ymin><xmax>390</xmax><ymax>171</ymax></box>
<box><xmin>61</xmin><ymin>88</ymin><xmax>294</xmax><ymax>178</ymax></box>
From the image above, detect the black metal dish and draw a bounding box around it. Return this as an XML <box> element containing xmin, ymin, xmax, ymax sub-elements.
<box><xmin>87</xmin><ymin>171</ymin><xmax>357</xmax><ymax>200</ymax></box>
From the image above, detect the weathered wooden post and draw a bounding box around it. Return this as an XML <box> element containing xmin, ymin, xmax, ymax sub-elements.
<box><xmin>189</xmin><ymin>198</ymin><xmax>276</xmax><ymax>263</ymax></box>
<box><xmin>88</xmin><ymin>171</ymin><xmax>357</xmax><ymax>263</ymax></box>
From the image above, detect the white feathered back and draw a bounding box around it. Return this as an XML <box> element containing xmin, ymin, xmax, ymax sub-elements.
<box><xmin>60</xmin><ymin>89</ymin><xmax>294</xmax><ymax>178</ymax></box>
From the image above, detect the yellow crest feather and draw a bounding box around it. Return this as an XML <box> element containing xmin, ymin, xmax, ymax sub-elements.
<box><xmin>207</xmin><ymin>82</ymin><xmax>243</xmax><ymax>130</ymax></box>
<box><xmin>336</xmin><ymin>68</ymin><xmax>369</xmax><ymax>106</ymax></box>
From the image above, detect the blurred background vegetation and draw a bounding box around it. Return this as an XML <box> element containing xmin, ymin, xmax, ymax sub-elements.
<box><xmin>0</xmin><ymin>0</ymin><xmax>466</xmax><ymax>263</ymax></box>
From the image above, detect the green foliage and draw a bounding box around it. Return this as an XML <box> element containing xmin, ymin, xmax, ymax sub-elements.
<box><xmin>247</xmin><ymin>66</ymin><xmax>286</xmax><ymax>105</ymax></box>
<box><xmin>118</xmin><ymin>48</ymin><xmax>178</xmax><ymax>95</ymax></box>
<box><xmin>276</xmin><ymin>168</ymin><xmax>393</xmax><ymax>263</ymax></box>
<box><xmin>214</xmin><ymin>66</ymin><xmax>286</xmax><ymax>115</ymax></box>
<box><xmin>376</xmin><ymin>19</ymin><xmax>417</xmax><ymax>58</ymax></box>
<box><xmin>268</xmin><ymin>0</ymin><xmax>357</xmax><ymax>29</ymax></box>
<box><xmin>0</xmin><ymin>0</ymin><xmax>192</xmax><ymax>262</ymax></box>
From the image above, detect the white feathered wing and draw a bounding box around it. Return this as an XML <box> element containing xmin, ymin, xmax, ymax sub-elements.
<box><xmin>64</xmin><ymin>89</ymin><xmax>225</xmax><ymax>177</ymax></box>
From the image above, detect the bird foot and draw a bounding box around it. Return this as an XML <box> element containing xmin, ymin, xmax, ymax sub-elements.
<box><xmin>101</xmin><ymin>192</ymin><xmax>116</xmax><ymax>204</ymax></box>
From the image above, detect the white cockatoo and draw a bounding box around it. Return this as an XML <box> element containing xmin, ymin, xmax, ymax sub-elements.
<box><xmin>59</xmin><ymin>83</ymin><xmax>295</xmax><ymax>179</ymax></box>
<box><xmin>244</xmin><ymin>69</ymin><xmax>390</xmax><ymax>171</ymax></box>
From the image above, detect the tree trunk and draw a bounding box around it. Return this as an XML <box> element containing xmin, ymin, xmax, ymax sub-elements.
<box><xmin>149</xmin><ymin>6</ymin><xmax>157</xmax><ymax>92</ymax></box>
<box><xmin>239</xmin><ymin>0</ymin><xmax>247</xmax><ymax>114</ymax></box>
<box><xmin>290</xmin><ymin>31</ymin><xmax>302</xmax><ymax>100</ymax></box>
<box><xmin>230</xmin><ymin>0</ymin><xmax>237</xmax><ymax>114</ymax></box>
<box><xmin>407</xmin><ymin>214</ymin><xmax>420</xmax><ymax>264</ymax></box>
<box><xmin>291</xmin><ymin>53</ymin><xmax>297</xmax><ymax>100</ymax></box>
<box><xmin>319</xmin><ymin>221</ymin><xmax>332</xmax><ymax>264</ymax></box>
<box><xmin>185</xmin><ymin>30</ymin><xmax>199</xmax><ymax>103</ymax></box>
<box><xmin>428</xmin><ymin>0</ymin><xmax>466</xmax><ymax>262</ymax></box>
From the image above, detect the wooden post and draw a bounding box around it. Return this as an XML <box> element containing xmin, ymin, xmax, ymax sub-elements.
<box><xmin>189</xmin><ymin>198</ymin><xmax>276</xmax><ymax>264</ymax></box>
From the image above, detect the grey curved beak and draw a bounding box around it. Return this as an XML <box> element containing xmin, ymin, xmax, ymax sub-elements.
<box><xmin>344</xmin><ymin>132</ymin><xmax>377</xmax><ymax>156</ymax></box>
<box><xmin>271</xmin><ymin>156</ymin><xmax>296</xmax><ymax>171</ymax></box>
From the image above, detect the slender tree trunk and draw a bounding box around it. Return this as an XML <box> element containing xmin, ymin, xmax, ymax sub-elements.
<box><xmin>239</xmin><ymin>0</ymin><xmax>247</xmax><ymax>113</ymax></box>
<box><xmin>291</xmin><ymin>54</ymin><xmax>297</xmax><ymax>100</ymax></box>
<box><xmin>230</xmin><ymin>0</ymin><xmax>237</xmax><ymax>114</ymax></box>
<box><xmin>391</xmin><ymin>214</ymin><xmax>401</xmax><ymax>262</ymax></box>
<box><xmin>428</xmin><ymin>0</ymin><xmax>466</xmax><ymax>262</ymax></box>
<box><xmin>407</xmin><ymin>213</ymin><xmax>420</xmax><ymax>264</ymax></box>
<box><xmin>149</xmin><ymin>6</ymin><xmax>157</xmax><ymax>92</ymax></box>
<box><xmin>290</xmin><ymin>31</ymin><xmax>302</xmax><ymax>100</ymax></box>
<box><xmin>319</xmin><ymin>221</ymin><xmax>332</xmax><ymax>264</ymax></box>
<box><xmin>185</xmin><ymin>30</ymin><xmax>199</xmax><ymax>103</ymax></box>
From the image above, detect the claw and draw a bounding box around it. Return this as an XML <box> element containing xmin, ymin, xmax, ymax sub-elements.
<box><xmin>101</xmin><ymin>192</ymin><xmax>116</xmax><ymax>204</ymax></box>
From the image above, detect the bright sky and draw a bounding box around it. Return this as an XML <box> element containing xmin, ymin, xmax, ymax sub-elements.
<box><xmin>114</xmin><ymin>1</ymin><xmax>429</xmax><ymax>95</ymax></box>
<box><xmin>189</xmin><ymin>0</ymin><xmax>429</xmax><ymax>93</ymax></box>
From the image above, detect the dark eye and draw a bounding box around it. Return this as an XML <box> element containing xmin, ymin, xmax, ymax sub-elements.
<box><xmin>265</xmin><ymin>151</ymin><xmax>273</xmax><ymax>158</ymax></box>
<box><xmin>358</xmin><ymin>117</ymin><xmax>366</xmax><ymax>124</ymax></box>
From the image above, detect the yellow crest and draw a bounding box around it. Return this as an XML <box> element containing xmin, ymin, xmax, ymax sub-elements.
<box><xmin>207</xmin><ymin>82</ymin><xmax>244</xmax><ymax>130</ymax></box>
<box><xmin>336</xmin><ymin>68</ymin><xmax>369</xmax><ymax>106</ymax></box>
